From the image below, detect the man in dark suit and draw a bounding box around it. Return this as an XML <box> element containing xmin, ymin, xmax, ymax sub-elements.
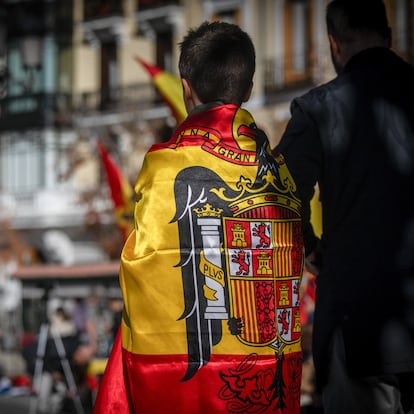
<box><xmin>276</xmin><ymin>1</ymin><xmax>414</xmax><ymax>413</ymax></box>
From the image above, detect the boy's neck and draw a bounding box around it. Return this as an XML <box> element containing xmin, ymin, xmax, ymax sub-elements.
<box><xmin>188</xmin><ymin>100</ymin><xmax>226</xmax><ymax>116</ymax></box>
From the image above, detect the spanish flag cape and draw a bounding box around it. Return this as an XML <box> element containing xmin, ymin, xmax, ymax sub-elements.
<box><xmin>94</xmin><ymin>103</ymin><xmax>304</xmax><ymax>414</ymax></box>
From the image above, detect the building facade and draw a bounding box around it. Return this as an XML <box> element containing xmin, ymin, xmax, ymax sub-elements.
<box><xmin>0</xmin><ymin>0</ymin><xmax>412</xmax><ymax>258</ymax></box>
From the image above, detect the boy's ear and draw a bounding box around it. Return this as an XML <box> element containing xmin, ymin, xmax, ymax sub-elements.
<box><xmin>242</xmin><ymin>82</ymin><xmax>253</xmax><ymax>103</ymax></box>
<box><xmin>182</xmin><ymin>78</ymin><xmax>192</xmax><ymax>101</ymax></box>
<box><xmin>182</xmin><ymin>78</ymin><xmax>200</xmax><ymax>112</ymax></box>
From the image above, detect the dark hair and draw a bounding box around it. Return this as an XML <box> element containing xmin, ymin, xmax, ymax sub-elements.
<box><xmin>326</xmin><ymin>0</ymin><xmax>390</xmax><ymax>43</ymax></box>
<box><xmin>178</xmin><ymin>21</ymin><xmax>255</xmax><ymax>105</ymax></box>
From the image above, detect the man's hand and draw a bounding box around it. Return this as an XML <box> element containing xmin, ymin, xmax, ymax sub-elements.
<box><xmin>305</xmin><ymin>249</ymin><xmax>322</xmax><ymax>276</ymax></box>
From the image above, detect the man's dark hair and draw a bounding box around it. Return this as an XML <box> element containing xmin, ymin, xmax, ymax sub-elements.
<box><xmin>179</xmin><ymin>21</ymin><xmax>255</xmax><ymax>105</ymax></box>
<box><xmin>326</xmin><ymin>0</ymin><xmax>391</xmax><ymax>43</ymax></box>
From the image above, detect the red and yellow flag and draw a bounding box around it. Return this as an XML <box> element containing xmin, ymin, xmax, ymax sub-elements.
<box><xmin>96</xmin><ymin>141</ymin><xmax>134</xmax><ymax>241</ymax></box>
<box><xmin>134</xmin><ymin>56</ymin><xmax>187</xmax><ymax>125</ymax></box>
<box><xmin>94</xmin><ymin>104</ymin><xmax>304</xmax><ymax>414</ymax></box>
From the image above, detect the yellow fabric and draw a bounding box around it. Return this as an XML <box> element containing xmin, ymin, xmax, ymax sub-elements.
<box><xmin>120</xmin><ymin>105</ymin><xmax>303</xmax><ymax>359</ymax></box>
<box><xmin>153</xmin><ymin>71</ymin><xmax>187</xmax><ymax>125</ymax></box>
<box><xmin>310</xmin><ymin>186</ymin><xmax>323</xmax><ymax>238</ymax></box>
<box><xmin>87</xmin><ymin>358</ymin><xmax>108</xmax><ymax>375</ymax></box>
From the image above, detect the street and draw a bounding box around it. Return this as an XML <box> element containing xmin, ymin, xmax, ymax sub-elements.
<box><xmin>0</xmin><ymin>393</ymin><xmax>93</xmax><ymax>414</ymax></box>
<box><xmin>0</xmin><ymin>395</ymin><xmax>32</xmax><ymax>413</ymax></box>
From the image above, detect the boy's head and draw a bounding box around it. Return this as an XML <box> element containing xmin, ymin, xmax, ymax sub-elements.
<box><xmin>179</xmin><ymin>21</ymin><xmax>255</xmax><ymax>110</ymax></box>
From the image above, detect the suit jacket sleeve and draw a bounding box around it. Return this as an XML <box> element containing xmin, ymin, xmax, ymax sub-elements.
<box><xmin>276</xmin><ymin>98</ymin><xmax>322</xmax><ymax>255</ymax></box>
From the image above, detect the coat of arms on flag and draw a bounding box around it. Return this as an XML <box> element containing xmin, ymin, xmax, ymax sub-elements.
<box><xmin>223</xmin><ymin>217</ymin><xmax>302</xmax><ymax>346</ymax></box>
<box><xmin>173</xmin><ymin>151</ymin><xmax>303</xmax><ymax>381</ymax></box>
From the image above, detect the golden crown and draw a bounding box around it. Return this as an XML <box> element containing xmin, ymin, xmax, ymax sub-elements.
<box><xmin>194</xmin><ymin>203</ymin><xmax>223</xmax><ymax>218</ymax></box>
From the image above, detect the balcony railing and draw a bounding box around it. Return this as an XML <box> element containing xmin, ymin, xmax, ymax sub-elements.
<box><xmin>0</xmin><ymin>92</ymin><xmax>72</xmax><ymax>131</ymax></box>
<box><xmin>0</xmin><ymin>82</ymin><xmax>170</xmax><ymax>132</ymax></box>
<box><xmin>263</xmin><ymin>57</ymin><xmax>315</xmax><ymax>100</ymax></box>
<box><xmin>72</xmin><ymin>82</ymin><xmax>158</xmax><ymax>113</ymax></box>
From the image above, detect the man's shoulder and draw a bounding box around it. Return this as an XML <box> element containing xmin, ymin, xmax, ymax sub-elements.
<box><xmin>292</xmin><ymin>78</ymin><xmax>339</xmax><ymax>111</ymax></box>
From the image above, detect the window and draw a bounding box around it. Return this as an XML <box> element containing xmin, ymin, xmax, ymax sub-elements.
<box><xmin>291</xmin><ymin>1</ymin><xmax>307</xmax><ymax>72</ymax></box>
<box><xmin>0</xmin><ymin>133</ymin><xmax>43</xmax><ymax>193</ymax></box>
<box><xmin>265</xmin><ymin>0</ymin><xmax>313</xmax><ymax>93</ymax></box>
<box><xmin>284</xmin><ymin>0</ymin><xmax>311</xmax><ymax>85</ymax></box>
<box><xmin>394</xmin><ymin>0</ymin><xmax>409</xmax><ymax>54</ymax></box>
<box><xmin>100</xmin><ymin>40</ymin><xmax>118</xmax><ymax>110</ymax></box>
<box><xmin>84</xmin><ymin>0</ymin><xmax>123</xmax><ymax>20</ymax></box>
<box><xmin>136</xmin><ymin>4</ymin><xmax>181</xmax><ymax>72</ymax></box>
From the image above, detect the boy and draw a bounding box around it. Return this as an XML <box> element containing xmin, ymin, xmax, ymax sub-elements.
<box><xmin>94</xmin><ymin>21</ymin><xmax>303</xmax><ymax>414</ymax></box>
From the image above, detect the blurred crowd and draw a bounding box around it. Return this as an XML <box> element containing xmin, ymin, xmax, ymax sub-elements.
<box><xmin>0</xmin><ymin>271</ymin><xmax>322</xmax><ymax>414</ymax></box>
<box><xmin>0</xmin><ymin>288</ymin><xmax>122</xmax><ymax>414</ymax></box>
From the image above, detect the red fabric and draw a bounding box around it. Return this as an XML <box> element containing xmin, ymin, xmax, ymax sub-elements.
<box><xmin>121</xmin><ymin>350</ymin><xmax>302</xmax><ymax>413</ymax></box>
<box><xmin>97</xmin><ymin>140</ymin><xmax>134</xmax><ymax>240</ymax></box>
<box><xmin>92</xmin><ymin>328</ymin><xmax>129</xmax><ymax>414</ymax></box>
<box><xmin>93</xmin><ymin>332</ymin><xmax>302</xmax><ymax>414</ymax></box>
<box><xmin>133</xmin><ymin>55</ymin><xmax>161</xmax><ymax>77</ymax></box>
<box><xmin>300</xmin><ymin>272</ymin><xmax>317</xmax><ymax>325</ymax></box>
<box><xmin>96</xmin><ymin>141</ymin><xmax>124</xmax><ymax>208</ymax></box>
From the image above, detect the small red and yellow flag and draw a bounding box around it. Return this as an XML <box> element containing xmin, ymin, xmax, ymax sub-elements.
<box><xmin>97</xmin><ymin>141</ymin><xmax>134</xmax><ymax>241</ymax></box>
<box><xmin>134</xmin><ymin>56</ymin><xmax>187</xmax><ymax>126</ymax></box>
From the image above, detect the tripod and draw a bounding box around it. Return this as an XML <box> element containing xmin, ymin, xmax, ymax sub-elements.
<box><xmin>29</xmin><ymin>319</ymin><xmax>85</xmax><ymax>414</ymax></box>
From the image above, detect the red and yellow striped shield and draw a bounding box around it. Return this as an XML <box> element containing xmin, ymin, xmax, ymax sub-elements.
<box><xmin>224</xmin><ymin>216</ymin><xmax>302</xmax><ymax>347</ymax></box>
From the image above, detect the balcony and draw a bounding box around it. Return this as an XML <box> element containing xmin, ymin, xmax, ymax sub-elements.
<box><xmin>71</xmin><ymin>82</ymin><xmax>171</xmax><ymax>128</ymax></box>
<box><xmin>0</xmin><ymin>93</ymin><xmax>72</xmax><ymax>132</ymax></box>
<box><xmin>0</xmin><ymin>80</ymin><xmax>173</xmax><ymax>132</ymax></box>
